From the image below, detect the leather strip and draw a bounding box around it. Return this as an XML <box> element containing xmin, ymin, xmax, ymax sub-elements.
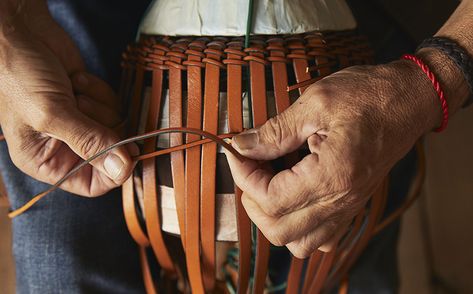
<box><xmin>168</xmin><ymin>55</ymin><xmax>187</xmax><ymax>248</ymax></box>
<box><xmin>301</xmin><ymin>251</ymin><xmax>323</xmax><ymax>294</ymax></box>
<box><xmin>247</xmin><ymin>45</ymin><xmax>271</xmax><ymax>294</ymax></box>
<box><xmin>142</xmin><ymin>69</ymin><xmax>176</xmax><ymax>276</ymax></box>
<box><xmin>200</xmin><ymin>49</ymin><xmax>222</xmax><ymax>291</ymax></box>
<box><xmin>184</xmin><ymin>44</ymin><xmax>206</xmax><ymax>291</ymax></box>
<box><xmin>123</xmin><ymin>175</ymin><xmax>150</xmax><ymax>247</ymax></box>
<box><xmin>226</xmin><ymin>43</ymin><xmax>252</xmax><ymax>294</ymax></box>
<box><xmin>308</xmin><ymin>249</ymin><xmax>338</xmax><ymax>294</ymax></box>
<box><xmin>123</xmin><ymin>63</ymin><xmax>150</xmax><ymax>249</ymax></box>
<box><xmin>140</xmin><ymin>246</ymin><xmax>159</xmax><ymax>294</ymax></box>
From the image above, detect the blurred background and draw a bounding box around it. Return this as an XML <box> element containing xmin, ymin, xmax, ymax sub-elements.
<box><xmin>1</xmin><ymin>0</ymin><xmax>472</xmax><ymax>293</ymax></box>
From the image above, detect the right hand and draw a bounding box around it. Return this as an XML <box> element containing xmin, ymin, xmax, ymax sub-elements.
<box><xmin>0</xmin><ymin>8</ymin><xmax>136</xmax><ymax>197</ymax></box>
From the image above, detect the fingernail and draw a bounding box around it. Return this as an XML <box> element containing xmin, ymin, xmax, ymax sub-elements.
<box><xmin>233</xmin><ymin>131</ymin><xmax>258</xmax><ymax>150</ymax></box>
<box><xmin>76</xmin><ymin>73</ymin><xmax>88</xmax><ymax>86</ymax></box>
<box><xmin>104</xmin><ymin>152</ymin><xmax>124</xmax><ymax>180</ymax></box>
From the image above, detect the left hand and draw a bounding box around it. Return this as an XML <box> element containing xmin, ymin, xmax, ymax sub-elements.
<box><xmin>225</xmin><ymin>61</ymin><xmax>440</xmax><ymax>258</ymax></box>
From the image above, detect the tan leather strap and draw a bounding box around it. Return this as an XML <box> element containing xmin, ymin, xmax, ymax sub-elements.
<box><xmin>123</xmin><ymin>176</ymin><xmax>149</xmax><ymax>247</ymax></box>
<box><xmin>225</xmin><ymin>43</ymin><xmax>252</xmax><ymax>294</ymax></box>
<box><xmin>140</xmin><ymin>246</ymin><xmax>159</xmax><ymax>294</ymax></box>
<box><xmin>168</xmin><ymin>55</ymin><xmax>187</xmax><ymax>249</ymax></box>
<box><xmin>301</xmin><ymin>251</ymin><xmax>322</xmax><ymax>294</ymax></box>
<box><xmin>308</xmin><ymin>248</ymin><xmax>338</xmax><ymax>294</ymax></box>
<box><xmin>245</xmin><ymin>45</ymin><xmax>270</xmax><ymax>294</ymax></box>
<box><xmin>142</xmin><ymin>68</ymin><xmax>176</xmax><ymax>276</ymax></box>
<box><xmin>129</xmin><ymin>65</ymin><xmax>145</xmax><ymax>135</ymax></box>
<box><xmin>183</xmin><ymin>40</ymin><xmax>206</xmax><ymax>293</ymax></box>
<box><xmin>200</xmin><ymin>44</ymin><xmax>223</xmax><ymax>292</ymax></box>
<box><xmin>123</xmin><ymin>62</ymin><xmax>150</xmax><ymax>249</ymax></box>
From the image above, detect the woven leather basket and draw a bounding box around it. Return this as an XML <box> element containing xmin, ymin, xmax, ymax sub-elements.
<box><xmin>119</xmin><ymin>31</ymin><xmax>421</xmax><ymax>294</ymax></box>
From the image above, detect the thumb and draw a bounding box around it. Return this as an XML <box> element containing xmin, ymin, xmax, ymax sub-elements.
<box><xmin>232</xmin><ymin>106</ymin><xmax>316</xmax><ymax>160</ymax></box>
<box><xmin>39</xmin><ymin>106</ymin><xmax>135</xmax><ymax>184</ymax></box>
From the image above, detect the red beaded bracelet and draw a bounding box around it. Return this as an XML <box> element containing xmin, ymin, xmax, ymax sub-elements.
<box><xmin>401</xmin><ymin>54</ymin><xmax>448</xmax><ymax>132</ymax></box>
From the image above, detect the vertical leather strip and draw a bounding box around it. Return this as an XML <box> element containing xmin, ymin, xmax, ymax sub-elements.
<box><xmin>184</xmin><ymin>52</ymin><xmax>206</xmax><ymax>293</ymax></box>
<box><xmin>168</xmin><ymin>57</ymin><xmax>187</xmax><ymax>248</ymax></box>
<box><xmin>226</xmin><ymin>46</ymin><xmax>252</xmax><ymax>294</ymax></box>
<box><xmin>129</xmin><ymin>66</ymin><xmax>145</xmax><ymax>135</ymax></box>
<box><xmin>200</xmin><ymin>58</ymin><xmax>221</xmax><ymax>292</ymax></box>
<box><xmin>289</xmin><ymin>38</ymin><xmax>311</xmax><ymax>95</ymax></box>
<box><xmin>140</xmin><ymin>246</ymin><xmax>159</xmax><ymax>294</ymax></box>
<box><xmin>308</xmin><ymin>249</ymin><xmax>338</xmax><ymax>294</ymax></box>
<box><xmin>247</xmin><ymin>49</ymin><xmax>270</xmax><ymax>294</ymax></box>
<box><xmin>285</xmin><ymin>258</ymin><xmax>304</xmax><ymax>294</ymax></box>
<box><xmin>143</xmin><ymin>69</ymin><xmax>176</xmax><ymax>275</ymax></box>
<box><xmin>301</xmin><ymin>251</ymin><xmax>323</xmax><ymax>294</ymax></box>
<box><xmin>123</xmin><ymin>62</ymin><xmax>149</xmax><ymax>248</ymax></box>
<box><xmin>123</xmin><ymin>176</ymin><xmax>150</xmax><ymax>247</ymax></box>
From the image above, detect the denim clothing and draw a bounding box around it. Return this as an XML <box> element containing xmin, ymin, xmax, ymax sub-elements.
<box><xmin>0</xmin><ymin>0</ymin><xmax>417</xmax><ymax>293</ymax></box>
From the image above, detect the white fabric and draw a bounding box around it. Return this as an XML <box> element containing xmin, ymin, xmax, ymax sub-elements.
<box><xmin>139</xmin><ymin>0</ymin><xmax>356</xmax><ymax>36</ymax></box>
<box><xmin>138</xmin><ymin>89</ymin><xmax>278</xmax><ymax>153</ymax></box>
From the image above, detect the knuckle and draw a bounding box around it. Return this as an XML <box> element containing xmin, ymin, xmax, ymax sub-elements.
<box><xmin>74</xmin><ymin>129</ymin><xmax>106</xmax><ymax>158</ymax></box>
<box><xmin>260</xmin><ymin>114</ymin><xmax>294</xmax><ymax>147</ymax></box>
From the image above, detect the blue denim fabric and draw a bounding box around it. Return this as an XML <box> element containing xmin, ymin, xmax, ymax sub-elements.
<box><xmin>0</xmin><ymin>1</ymin><xmax>150</xmax><ymax>293</ymax></box>
<box><xmin>0</xmin><ymin>0</ymin><xmax>417</xmax><ymax>293</ymax></box>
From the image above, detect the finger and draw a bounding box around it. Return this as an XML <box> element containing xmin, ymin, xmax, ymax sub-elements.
<box><xmin>225</xmin><ymin>148</ymin><xmax>320</xmax><ymax>216</ymax></box>
<box><xmin>35</xmin><ymin>105</ymin><xmax>134</xmax><ymax>184</ymax></box>
<box><xmin>77</xmin><ymin>95</ymin><xmax>121</xmax><ymax>127</ymax></box>
<box><xmin>241</xmin><ymin>191</ymin><xmax>334</xmax><ymax>246</ymax></box>
<box><xmin>232</xmin><ymin>100</ymin><xmax>318</xmax><ymax>161</ymax></box>
<box><xmin>286</xmin><ymin>220</ymin><xmax>344</xmax><ymax>259</ymax></box>
<box><xmin>71</xmin><ymin>72</ymin><xmax>121</xmax><ymax>112</ymax></box>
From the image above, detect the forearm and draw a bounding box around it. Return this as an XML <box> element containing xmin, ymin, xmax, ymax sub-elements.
<box><xmin>415</xmin><ymin>0</ymin><xmax>473</xmax><ymax>130</ymax></box>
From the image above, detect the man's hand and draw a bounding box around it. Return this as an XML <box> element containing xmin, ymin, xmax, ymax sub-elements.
<box><xmin>0</xmin><ymin>3</ymin><xmax>136</xmax><ymax>197</ymax></box>
<box><xmin>225</xmin><ymin>61</ymin><xmax>449</xmax><ymax>258</ymax></box>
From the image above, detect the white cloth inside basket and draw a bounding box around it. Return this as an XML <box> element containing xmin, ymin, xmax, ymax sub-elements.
<box><xmin>139</xmin><ymin>0</ymin><xmax>356</xmax><ymax>36</ymax></box>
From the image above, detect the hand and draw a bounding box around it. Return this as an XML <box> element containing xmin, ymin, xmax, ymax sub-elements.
<box><xmin>225</xmin><ymin>61</ymin><xmax>440</xmax><ymax>258</ymax></box>
<box><xmin>0</xmin><ymin>9</ymin><xmax>135</xmax><ymax>197</ymax></box>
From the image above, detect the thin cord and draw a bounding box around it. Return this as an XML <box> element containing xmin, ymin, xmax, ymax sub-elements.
<box><xmin>8</xmin><ymin>128</ymin><xmax>244</xmax><ymax>218</ymax></box>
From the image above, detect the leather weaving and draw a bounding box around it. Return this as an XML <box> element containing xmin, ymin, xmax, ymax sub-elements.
<box><xmin>118</xmin><ymin>31</ymin><xmax>418</xmax><ymax>294</ymax></box>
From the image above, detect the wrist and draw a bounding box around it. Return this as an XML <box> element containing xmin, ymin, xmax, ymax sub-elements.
<box><xmin>396</xmin><ymin>47</ymin><xmax>469</xmax><ymax>134</ymax></box>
